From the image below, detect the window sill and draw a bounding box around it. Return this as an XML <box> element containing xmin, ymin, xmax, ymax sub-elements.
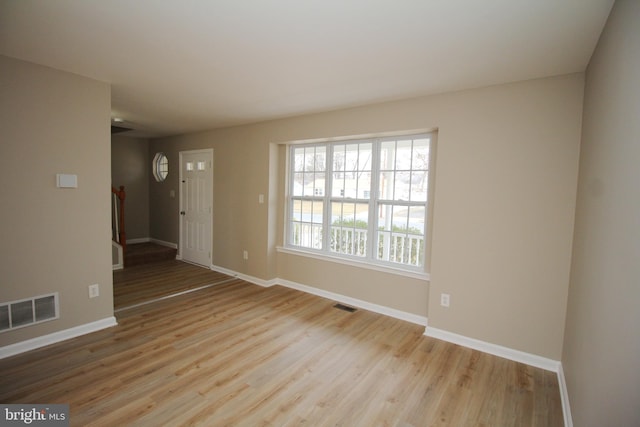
<box><xmin>276</xmin><ymin>246</ymin><xmax>430</xmax><ymax>281</ymax></box>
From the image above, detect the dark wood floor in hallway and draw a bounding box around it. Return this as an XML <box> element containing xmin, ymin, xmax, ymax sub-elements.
<box><xmin>0</xmin><ymin>262</ymin><xmax>563</xmax><ymax>426</ymax></box>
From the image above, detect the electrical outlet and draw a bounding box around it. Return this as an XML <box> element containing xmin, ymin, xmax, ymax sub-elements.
<box><xmin>89</xmin><ymin>284</ymin><xmax>100</xmax><ymax>299</ymax></box>
<box><xmin>440</xmin><ymin>293</ymin><xmax>450</xmax><ymax>308</ymax></box>
<box><xmin>243</xmin><ymin>250</ymin><xmax>249</xmax><ymax>260</ymax></box>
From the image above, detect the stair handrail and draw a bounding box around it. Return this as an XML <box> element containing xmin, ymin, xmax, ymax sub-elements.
<box><xmin>111</xmin><ymin>185</ymin><xmax>126</xmax><ymax>256</ymax></box>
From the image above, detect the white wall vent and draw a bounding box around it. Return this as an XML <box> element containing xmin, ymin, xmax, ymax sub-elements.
<box><xmin>0</xmin><ymin>293</ymin><xmax>59</xmax><ymax>333</ymax></box>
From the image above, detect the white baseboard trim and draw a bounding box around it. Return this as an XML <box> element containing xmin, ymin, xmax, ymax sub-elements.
<box><xmin>126</xmin><ymin>237</ymin><xmax>150</xmax><ymax>244</ymax></box>
<box><xmin>424</xmin><ymin>327</ymin><xmax>572</xmax><ymax>425</ymax></box>
<box><xmin>277</xmin><ymin>278</ymin><xmax>428</xmax><ymax>327</ymax></box>
<box><xmin>209</xmin><ymin>264</ymin><xmax>278</xmax><ymax>287</ymax></box>
<box><xmin>424</xmin><ymin>326</ymin><xmax>561</xmax><ymax>372</ymax></box>
<box><xmin>126</xmin><ymin>237</ymin><xmax>178</xmax><ymax>250</ymax></box>
<box><xmin>112</xmin><ymin>263</ymin><xmax>124</xmax><ymax>271</ymax></box>
<box><xmin>0</xmin><ymin>316</ymin><xmax>117</xmax><ymax>360</ymax></box>
<box><xmin>150</xmin><ymin>238</ymin><xmax>178</xmax><ymax>249</ymax></box>
<box><xmin>208</xmin><ymin>265</ymin><xmax>427</xmax><ymax>327</ymax></box>
<box><xmin>557</xmin><ymin>363</ymin><xmax>573</xmax><ymax>427</ymax></box>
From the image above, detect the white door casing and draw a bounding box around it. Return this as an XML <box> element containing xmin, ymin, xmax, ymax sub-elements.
<box><xmin>179</xmin><ymin>149</ymin><xmax>213</xmax><ymax>267</ymax></box>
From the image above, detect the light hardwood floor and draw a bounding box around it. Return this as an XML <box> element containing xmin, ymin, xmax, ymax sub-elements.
<box><xmin>0</xmin><ymin>261</ymin><xmax>563</xmax><ymax>426</ymax></box>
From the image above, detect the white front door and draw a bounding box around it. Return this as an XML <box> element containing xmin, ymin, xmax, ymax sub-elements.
<box><xmin>179</xmin><ymin>149</ymin><xmax>213</xmax><ymax>267</ymax></box>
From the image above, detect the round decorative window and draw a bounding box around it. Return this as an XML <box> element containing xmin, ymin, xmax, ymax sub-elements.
<box><xmin>152</xmin><ymin>152</ymin><xmax>169</xmax><ymax>182</ymax></box>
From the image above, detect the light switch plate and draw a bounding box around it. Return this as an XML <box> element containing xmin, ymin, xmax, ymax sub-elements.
<box><xmin>56</xmin><ymin>174</ymin><xmax>78</xmax><ymax>188</ymax></box>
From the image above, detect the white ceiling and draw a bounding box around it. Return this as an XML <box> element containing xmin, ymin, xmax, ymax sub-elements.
<box><xmin>0</xmin><ymin>0</ymin><xmax>614</xmax><ymax>138</ymax></box>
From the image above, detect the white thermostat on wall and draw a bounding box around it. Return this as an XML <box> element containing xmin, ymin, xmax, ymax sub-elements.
<box><xmin>56</xmin><ymin>173</ymin><xmax>78</xmax><ymax>188</ymax></box>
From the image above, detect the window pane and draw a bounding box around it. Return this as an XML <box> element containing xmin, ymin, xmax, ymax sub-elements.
<box><xmin>376</xmin><ymin>203</ymin><xmax>424</xmax><ymax>267</ymax></box>
<box><xmin>301</xmin><ymin>172</ymin><xmax>315</xmax><ymax>196</ymax></box>
<box><xmin>290</xmin><ymin>199</ymin><xmax>323</xmax><ymax>249</ymax></box>
<box><xmin>333</xmin><ymin>175</ymin><xmax>345</xmax><ymax>198</ymax></box>
<box><xmin>333</xmin><ymin>142</ymin><xmax>371</xmax><ymax>200</ymax></box>
<box><xmin>358</xmin><ymin>143</ymin><xmax>373</xmax><ymax>170</ymax></box>
<box><xmin>410</xmin><ymin>171</ymin><xmax>428</xmax><ymax>202</ymax></box>
<box><xmin>406</xmin><ymin>205</ymin><xmax>426</xmax><ymax>236</ymax></box>
<box><xmin>159</xmin><ymin>159</ymin><xmax>168</xmax><ymax>178</ymax></box>
<box><xmin>303</xmin><ymin>146</ymin><xmax>325</xmax><ymax>172</ymax></box>
<box><xmin>315</xmin><ymin>172</ymin><xmax>325</xmax><ymax>196</ymax></box>
<box><xmin>394</xmin><ymin>171</ymin><xmax>411</xmax><ymax>201</ymax></box>
<box><xmin>304</xmin><ymin>147</ymin><xmax>315</xmax><ymax>172</ymax></box>
<box><xmin>345</xmin><ymin>144</ymin><xmax>359</xmax><ymax>173</ymax></box>
<box><xmin>395</xmin><ymin>139</ymin><xmax>412</xmax><ymax>170</ymax></box>
<box><xmin>379</xmin><ymin>171</ymin><xmax>394</xmax><ymax>201</ymax></box>
<box><xmin>291</xmin><ymin>199</ymin><xmax>303</xmax><ymax>221</ymax></box>
<box><xmin>315</xmin><ymin>147</ymin><xmax>326</xmax><ymax>170</ymax></box>
<box><xmin>330</xmin><ymin>202</ymin><xmax>368</xmax><ymax>256</ymax></box>
<box><xmin>380</xmin><ymin>140</ymin><xmax>396</xmax><ymax>170</ymax></box>
<box><xmin>412</xmin><ymin>138</ymin><xmax>430</xmax><ymax>170</ymax></box>
<box><xmin>333</xmin><ymin>145</ymin><xmax>346</xmax><ymax>172</ymax></box>
<box><xmin>292</xmin><ymin>172</ymin><xmax>304</xmax><ymax>196</ymax></box>
<box><xmin>293</xmin><ymin>147</ymin><xmax>306</xmax><ymax>172</ymax></box>
<box><xmin>357</xmin><ymin>171</ymin><xmax>372</xmax><ymax>200</ymax></box>
<box><xmin>332</xmin><ymin>145</ymin><xmax>346</xmax><ymax>197</ymax></box>
<box><xmin>294</xmin><ymin>146</ymin><xmax>326</xmax><ymax>197</ymax></box>
<box><xmin>380</xmin><ymin>138</ymin><xmax>430</xmax><ymax>200</ymax></box>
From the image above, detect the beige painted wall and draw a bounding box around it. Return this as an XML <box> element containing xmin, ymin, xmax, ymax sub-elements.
<box><xmin>427</xmin><ymin>76</ymin><xmax>583</xmax><ymax>360</ymax></box>
<box><xmin>151</xmin><ymin>73</ymin><xmax>583</xmax><ymax>359</ymax></box>
<box><xmin>111</xmin><ymin>135</ymin><xmax>150</xmax><ymax>241</ymax></box>
<box><xmin>0</xmin><ymin>56</ymin><xmax>113</xmax><ymax>346</ymax></box>
<box><xmin>563</xmin><ymin>1</ymin><xmax>640</xmax><ymax>426</ymax></box>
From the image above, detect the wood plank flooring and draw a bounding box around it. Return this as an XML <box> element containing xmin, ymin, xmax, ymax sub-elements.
<box><xmin>113</xmin><ymin>260</ymin><xmax>232</xmax><ymax>310</ymax></box>
<box><xmin>124</xmin><ymin>243</ymin><xmax>177</xmax><ymax>267</ymax></box>
<box><xmin>0</xmin><ymin>262</ymin><xmax>563</xmax><ymax>426</ymax></box>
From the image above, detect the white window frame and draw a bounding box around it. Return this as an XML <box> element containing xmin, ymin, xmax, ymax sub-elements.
<box><xmin>152</xmin><ymin>152</ymin><xmax>169</xmax><ymax>182</ymax></box>
<box><xmin>283</xmin><ymin>131</ymin><xmax>436</xmax><ymax>278</ymax></box>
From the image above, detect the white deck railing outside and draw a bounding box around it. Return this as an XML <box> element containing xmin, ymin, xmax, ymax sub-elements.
<box><xmin>291</xmin><ymin>223</ymin><xmax>423</xmax><ymax>267</ymax></box>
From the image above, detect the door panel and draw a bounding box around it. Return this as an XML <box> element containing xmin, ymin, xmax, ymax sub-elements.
<box><xmin>180</xmin><ymin>150</ymin><xmax>213</xmax><ymax>266</ymax></box>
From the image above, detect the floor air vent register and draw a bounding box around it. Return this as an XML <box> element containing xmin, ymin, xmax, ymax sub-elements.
<box><xmin>0</xmin><ymin>293</ymin><xmax>59</xmax><ymax>332</ymax></box>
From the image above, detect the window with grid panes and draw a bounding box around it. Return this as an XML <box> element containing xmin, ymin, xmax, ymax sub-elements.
<box><xmin>287</xmin><ymin>132</ymin><xmax>435</xmax><ymax>272</ymax></box>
